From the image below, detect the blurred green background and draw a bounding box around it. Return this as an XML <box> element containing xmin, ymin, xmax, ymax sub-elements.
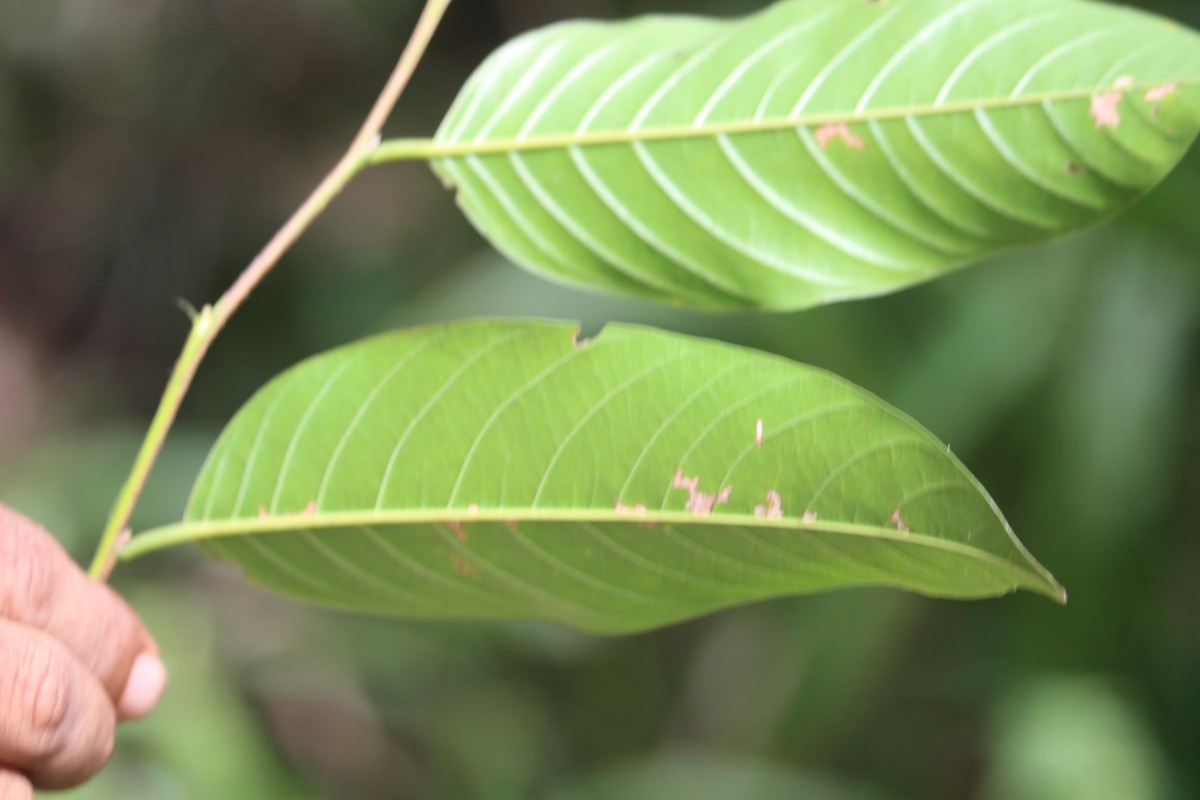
<box><xmin>2</xmin><ymin>1</ymin><xmax>1199</xmax><ymax>798</ymax></box>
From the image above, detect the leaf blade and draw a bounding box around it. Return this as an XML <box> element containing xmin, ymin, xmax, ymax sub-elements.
<box><xmin>429</xmin><ymin>0</ymin><xmax>1200</xmax><ymax>310</ymax></box>
<box><xmin>129</xmin><ymin>321</ymin><xmax>1064</xmax><ymax>632</ymax></box>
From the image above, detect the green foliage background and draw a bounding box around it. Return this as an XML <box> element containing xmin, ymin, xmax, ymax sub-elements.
<box><xmin>1</xmin><ymin>1</ymin><xmax>1198</xmax><ymax>797</ymax></box>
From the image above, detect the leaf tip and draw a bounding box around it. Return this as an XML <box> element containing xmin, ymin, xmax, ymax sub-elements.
<box><xmin>1032</xmin><ymin>576</ymin><xmax>1068</xmax><ymax>606</ymax></box>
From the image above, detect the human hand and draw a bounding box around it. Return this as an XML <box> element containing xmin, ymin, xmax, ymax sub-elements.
<box><xmin>0</xmin><ymin>503</ymin><xmax>166</xmax><ymax>799</ymax></box>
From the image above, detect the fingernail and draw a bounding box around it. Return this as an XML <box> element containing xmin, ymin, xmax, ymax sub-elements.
<box><xmin>118</xmin><ymin>652</ymin><xmax>167</xmax><ymax>720</ymax></box>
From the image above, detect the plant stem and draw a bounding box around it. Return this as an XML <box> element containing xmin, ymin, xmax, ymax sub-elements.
<box><xmin>87</xmin><ymin>0</ymin><xmax>455</xmax><ymax>581</ymax></box>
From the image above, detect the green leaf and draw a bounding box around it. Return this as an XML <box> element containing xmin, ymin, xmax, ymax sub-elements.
<box><xmin>429</xmin><ymin>0</ymin><xmax>1200</xmax><ymax>311</ymax></box>
<box><xmin>127</xmin><ymin>321</ymin><xmax>1063</xmax><ymax>632</ymax></box>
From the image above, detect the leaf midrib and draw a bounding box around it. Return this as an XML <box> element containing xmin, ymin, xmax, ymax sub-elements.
<box><xmin>123</xmin><ymin>508</ymin><xmax>1065</xmax><ymax>600</ymax></box>
<box><xmin>368</xmin><ymin>77</ymin><xmax>1200</xmax><ymax>163</ymax></box>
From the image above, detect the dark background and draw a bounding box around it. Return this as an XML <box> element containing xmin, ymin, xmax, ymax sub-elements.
<box><xmin>2</xmin><ymin>1</ymin><xmax>1199</xmax><ymax>797</ymax></box>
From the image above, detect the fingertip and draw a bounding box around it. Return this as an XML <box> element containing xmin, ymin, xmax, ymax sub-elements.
<box><xmin>116</xmin><ymin>652</ymin><xmax>167</xmax><ymax>721</ymax></box>
<box><xmin>0</xmin><ymin>769</ymin><xmax>33</xmax><ymax>800</ymax></box>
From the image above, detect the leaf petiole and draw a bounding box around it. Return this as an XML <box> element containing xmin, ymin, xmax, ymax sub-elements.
<box><xmin>87</xmin><ymin>0</ymin><xmax>456</xmax><ymax>581</ymax></box>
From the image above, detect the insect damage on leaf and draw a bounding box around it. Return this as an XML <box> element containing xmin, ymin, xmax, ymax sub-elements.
<box><xmin>1090</xmin><ymin>75</ymin><xmax>1133</xmax><ymax>128</ymax></box>
<box><xmin>672</xmin><ymin>469</ymin><xmax>732</xmax><ymax>516</ymax></box>
<box><xmin>1145</xmin><ymin>81</ymin><xmax>1180</xmax><ymax>118</ymax></box>
<box><xmin>572</xmin><ymin>323</ymin><xmax>604</xmax><ymax>349</ymax></box>
<box><xmin>890</xmin><ymin>508</ymin><xmax>910</xmax><ymax>536</ymax></box>
<box><xmin>1146</xmin><ymin>82</ymin><xmax>1180</xmax><ymax>102</ymax></box>
<box><xmin>615</xmin><ymin>500</ymin><xmax>648</xmax><ymax>516</ymax></box>
<box><xmin>258</xmin><ymin>502</ymin><xmax>316</xmax><ymax>519</ymax></box>
<box><xmin>753</xmin><ymin>489</ymin><xmax>784</xmax><ymax>519</ymax></box>
<box><xmin>814</xmin><ymin>122</ymin><xmax>865</xmax><ymax>151</ymax></box>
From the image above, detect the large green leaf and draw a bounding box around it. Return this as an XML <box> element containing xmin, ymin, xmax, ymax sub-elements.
<box><xmin>125</xmin><ymin>321</ymin><xmax>1063</xmax><ymax>632</ymax></box>
<box><xmin>427</xmin><ymin>0</ymin><xmax>1200</xmax><ymax>311</ymax></box>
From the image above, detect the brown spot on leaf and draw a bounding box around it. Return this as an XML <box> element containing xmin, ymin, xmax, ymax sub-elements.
<box><xmin>890</xmin><ymin>508</ymin><xmax>910</xmax><ymax>536</ymax></box>
<box><xmin>672</xmin><ymin>469</ymin><xmax>733</xmax><ymax>517</ymax></box>
<box><xmin>448</xmin><ymin>520</ymin><xmax>467</xmax><ymax>541</ymax></box>
<box><xmin>753</xmin><ymin>489</ymin><xmax>783</xmax><ymax>519</ymax></box>
<box><xmin>1065</xmin><ymin>162</ymin><xmax>1086</xmax><ymax>175</ymax></box>
<box><xmin>815</xmin><ymin>122</ymin><xmax>865</xmax><ymax>151</ymax></box>
<box><xmin>452</xmin><ymin>555</ymin><xmax>477</xmax><ymax>576</ymax></box>
<box><xmin>504</xmin><ymin>519</ymin><xmax>519</xmax><ymax>531</ymax></box>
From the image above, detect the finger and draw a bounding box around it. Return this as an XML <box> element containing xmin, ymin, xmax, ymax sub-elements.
<box><xmin>0</xmin><ymin>770</ymin><xmax>33</xmax><ymax>800</ymax></box>
<box><xmin>116</xmin><ymin>651</ymin><xmax>167</xmax><ymax>721</ymax></box>
<box><xmin>0</xmin><ymin>504</ymin><xmax>155</xmax><ymax>701</ymax></box>
<box><xmin>0</xmin><ymin>620</ymin><xmax>115</xmax><ymax>790</ymax></box>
